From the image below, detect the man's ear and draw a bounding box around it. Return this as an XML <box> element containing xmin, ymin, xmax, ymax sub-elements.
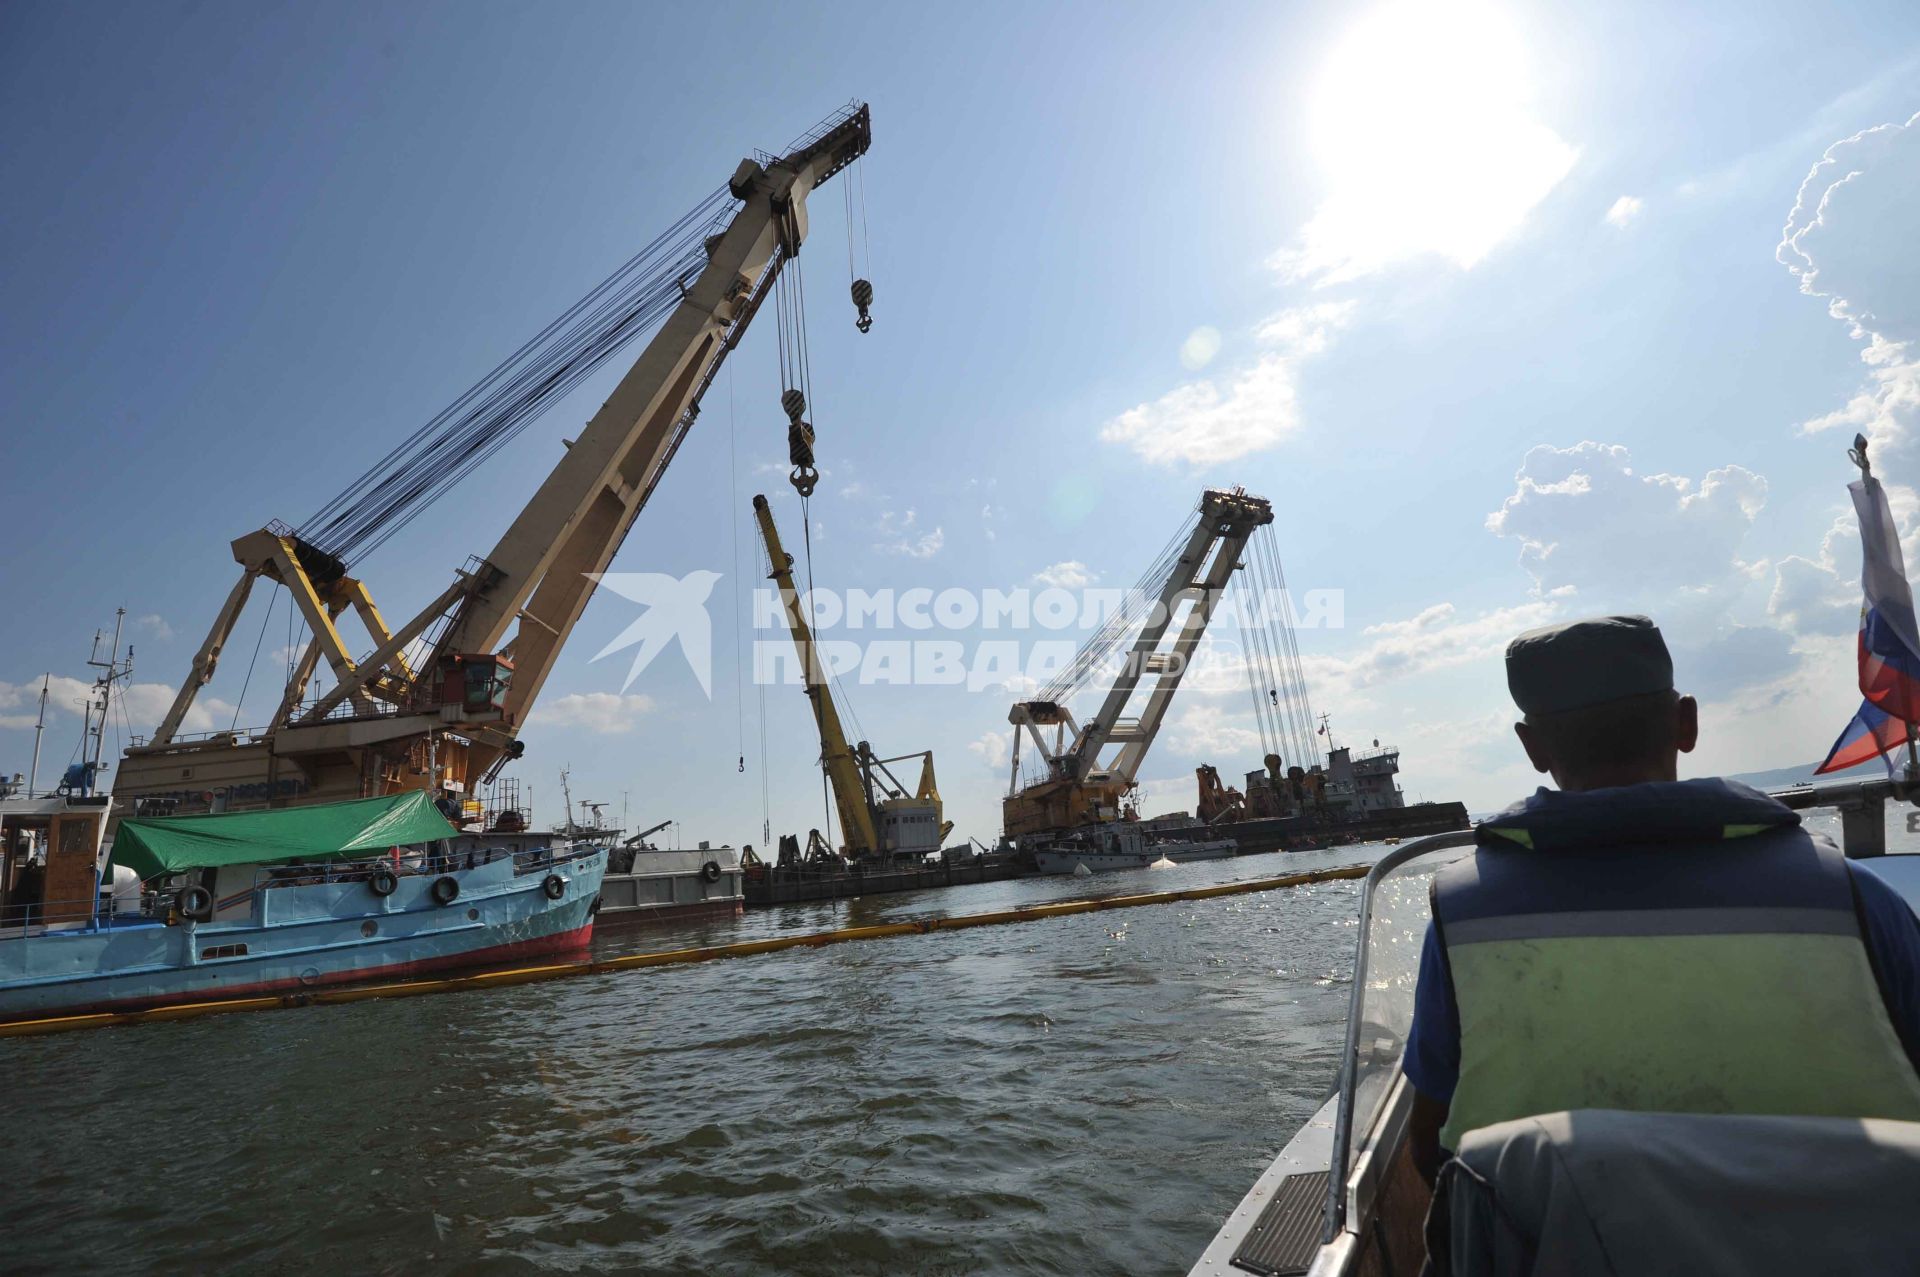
<box><xmin>1675</xmin><ymin>694</ymin><xmax>1699</xmax><ymax>754</ymax></box>
<box><xmin>1514</xmin><ymin>721</ymin><xmax>1552</xmax><ymax>774</ymax></box>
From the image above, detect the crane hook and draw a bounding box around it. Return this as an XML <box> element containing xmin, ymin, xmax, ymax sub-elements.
<box><xmin>851</xmin><ymin>278</ymin><xmax>874</xmax><ymax>333</ymax></box>
<box><xmin>783</xmin><ymin>389</ymin><xmax>817</xmax><ymax>497</ymax></box>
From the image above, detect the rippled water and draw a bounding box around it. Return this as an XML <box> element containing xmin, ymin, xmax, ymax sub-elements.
<box><xmin>2</xmin><ymin>846</ymin><xmax>1380</xmax><ymax>1275</ymax></box>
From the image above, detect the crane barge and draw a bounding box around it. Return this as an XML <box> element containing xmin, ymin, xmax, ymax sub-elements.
<box><xmin>112</xmin><ymin>104</ymin><xmax>874</xmax><ymax>822</ymax></box>
<box><xmin>1003</xmin><ymin>487</ymin><xmax>1277</xmax><ymax>844</ymax></box>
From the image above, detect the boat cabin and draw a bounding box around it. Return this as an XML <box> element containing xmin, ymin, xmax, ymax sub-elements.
<box><xmin>0</xmin><ymin>793</ymin><xmax>111</xmax><ymax>929</ymax></box>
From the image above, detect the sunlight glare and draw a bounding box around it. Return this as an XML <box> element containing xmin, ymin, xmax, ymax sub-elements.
<box><xmin>1285</xmin><ymin>0</ymin><xmax>1576</xmax><ymax>283</ymax></box>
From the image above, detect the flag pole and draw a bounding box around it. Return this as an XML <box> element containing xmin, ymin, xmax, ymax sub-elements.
<box><xmin>1851</xmin><ymin>434</ymin><xmax>1920</xmax><ymax>787</ymax></box>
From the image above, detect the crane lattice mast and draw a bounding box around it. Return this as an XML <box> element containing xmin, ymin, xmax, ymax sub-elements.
<box><xmin>1003</xmin><ymin>487</ymin><xmax>1274</xmax><ymax>841</ymax></box>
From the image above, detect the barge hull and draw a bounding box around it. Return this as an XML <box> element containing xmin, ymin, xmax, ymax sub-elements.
<box><xmin>745</xmin><ymin>857</ymin><xmax>1027</xmax><ymax>907</ymax></box>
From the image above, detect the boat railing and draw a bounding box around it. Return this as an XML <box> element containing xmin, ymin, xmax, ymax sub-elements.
<box><xmin>1316</xmin><ymin>774</ymin><xmax>1919</xmax><ymax>1251</ymax></box>
<box><xmin>0</xmin><ymin>894</ymin><xmax>154</xmax><ymax>935</ymax></box>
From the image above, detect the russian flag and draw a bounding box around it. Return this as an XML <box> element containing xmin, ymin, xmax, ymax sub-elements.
<box><xmin>1816</xmin><ymin>698</ymin><xmax>1907</xmax><ymax>775</ymax></box>
<box><xmin>1850</xmin><ymin>473</ymin><xmax>1920</xmax><ymax>722</ymax></box>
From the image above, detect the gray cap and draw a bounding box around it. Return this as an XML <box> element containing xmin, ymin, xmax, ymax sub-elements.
<box><xmin>1506</xmin><ymin>614</ymin><xmax>1673</xmax><ymax>716</ymax></box>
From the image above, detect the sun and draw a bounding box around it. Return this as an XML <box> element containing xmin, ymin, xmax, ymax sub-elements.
<box><xmin>1287</xmin><ymin>0</ymin><xmax>1576</xmax><ymax>283</ymax></box>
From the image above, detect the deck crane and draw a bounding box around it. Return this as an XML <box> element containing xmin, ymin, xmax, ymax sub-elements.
<box><xmin>752</xmin><ymin>493</ymin><xmax>952</xmax><ymax>859</ymax></box>
<box><xmin>115</xmin><ymin>104</ymin><xmax>874</xmax><ymax>817</ymax></box>
<box><xmin>1002</xmin><ymin>487</ymin><xmax>1275</xmax><ymax>842</ymax></box>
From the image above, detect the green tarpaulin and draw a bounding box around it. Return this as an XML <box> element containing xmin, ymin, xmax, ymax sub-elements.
<box><xmin>112</xmin><ymin>791</ymin><xmax>459</xmax><ymax>880</ymax></box>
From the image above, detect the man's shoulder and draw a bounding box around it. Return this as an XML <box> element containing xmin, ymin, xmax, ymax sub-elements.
<box><xmin>1472</xmin><ymin>778</ymin><xmax>1801</xmax><ymax>854</ymax></box>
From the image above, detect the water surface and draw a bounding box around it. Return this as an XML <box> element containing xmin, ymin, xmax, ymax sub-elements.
<box><xmin>3</xmin><ymin>846</ymin><xmax>1382</xmax><ymax>1274</ymax></box>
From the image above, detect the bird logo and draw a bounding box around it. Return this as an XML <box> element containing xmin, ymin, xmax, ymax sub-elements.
<box><xmin>586</xmin><ymin>570</ymin><xmax>723</xmax><ymax>697</ymax></box>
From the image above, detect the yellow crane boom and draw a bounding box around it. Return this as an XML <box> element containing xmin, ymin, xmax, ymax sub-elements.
<box><xmin>752</xmin><ymin>493</ymin><xmax>878</xmax><ymax>855</ymax></box>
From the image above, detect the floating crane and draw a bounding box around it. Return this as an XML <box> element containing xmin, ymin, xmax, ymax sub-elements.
<box><xmin>1002</xmin><ymin>487</ymin><xmax>1279</xmax><ymax>842</ymax></box>
<box><xmin>116</xmin><ymin>104</ymin><xmax>874</xmax><ymax>817</ymax></box>
<box><xmin>752</xmin><ymin>493</ymin><xmax>951</xmax><ymax>859</ymax></box>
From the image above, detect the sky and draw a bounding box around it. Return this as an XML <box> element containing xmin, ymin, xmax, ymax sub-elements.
<box><xmin>4</xmin><ymin>0</ymin><xmax>1920</xmax><ymax>847</ymax></box>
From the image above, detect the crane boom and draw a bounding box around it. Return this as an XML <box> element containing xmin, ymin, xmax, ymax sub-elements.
<box><xmin>117</xmin><ymin>105</ymin><xmax>872</xmax><ymax>819</ymax></box>
<box><xmin>1003</xmin><ymin>487</ymin><xmax>1274</xmax><ymax>840</ymax></box>
<box><xmin>752</xmin><ymin>493</ymin><xmax>878</xmax><ymax>855</ymax></box>
<box><xmin>432</xmin><ymin>107</ymin><xmax>872</xmax><ymax>743</ymax></box>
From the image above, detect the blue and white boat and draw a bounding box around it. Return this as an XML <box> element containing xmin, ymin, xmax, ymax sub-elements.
<box><xmin>0</xmin><ymin>791</ymin><xmax>606</xmax><ymax>1022</ymax></box>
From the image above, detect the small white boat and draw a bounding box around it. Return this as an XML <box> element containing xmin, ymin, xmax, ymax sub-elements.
<box><xmin>1033</xmin><ymin>824</ymin><xmax>1236</xmax><ymax>875</ymax></box>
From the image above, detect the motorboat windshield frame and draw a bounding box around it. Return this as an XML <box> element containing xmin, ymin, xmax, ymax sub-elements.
<box><xmin>1315</xmin><ymin>774</ymin><xmax>1920</xmax><ymax>1250</ymax></box>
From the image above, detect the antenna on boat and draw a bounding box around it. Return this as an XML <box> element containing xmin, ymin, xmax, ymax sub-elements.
<box><xmin>27</xmin><ymin>674</ymin><xmax>49</xmax><ymax>799</ymax></box>
<box><xmin>79</xmin><ymin>609</ymin><xmax>130</xmax><ymax>797</ymax></box>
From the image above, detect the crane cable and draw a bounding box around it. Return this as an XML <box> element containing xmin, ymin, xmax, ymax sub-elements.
<box><xmin>728</xmin><ymin>362</ymin><xmax>746</xmax><ymax>776</ymax></box>
<box><xmin>802</xmin><ymin>492</ymin><xmax>835</xmax><ymax>847</ymax></box>
<box><xmin>1236</xmin><ymin>571</ymin><xmax>1278</xmax><ymax>761</ymax></box>
<box><xmin>228</xmin><ymin>586</ymin><xmax>281</xmax><ymax>732</ymax></box>
<box><xmin>1270</xmin><ymin>531</ymin><xmax>1320</xmax><ymax>764</ymax></box>
<box><xmin>845</xmin><ymin>156</ymin><xmax>874</xmax><ymax>332</ymax></box>
<box><xmin>298</xmin><ymin>186</ymin><xmax>741</xmax><ymax>564</ymax></box>
<box><xmin>1036</xmin><ymin>506</ymin><xmax>1191</xmax><ymax>703</ymax></box>
<box><xmin>772</xmin><ymin>257</ymin><xmax>833</xmax><ymax>843</ymax></box>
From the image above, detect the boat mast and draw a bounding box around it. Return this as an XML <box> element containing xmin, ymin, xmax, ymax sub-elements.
<box><xmin>27</xmin><ymin>674</ymin><xmax>49</xmax><ymax>799</ymax></box>
<box><xmin>85</xmin><ymin>609</ymin><xmax>129</xmax><ymax>795</ymax></box>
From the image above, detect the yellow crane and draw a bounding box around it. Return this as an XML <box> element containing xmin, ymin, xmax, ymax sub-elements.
<box><xmin>752</xmin><ymin>493</ymin><xmax>951</xmax><ymax>859</ymax></box>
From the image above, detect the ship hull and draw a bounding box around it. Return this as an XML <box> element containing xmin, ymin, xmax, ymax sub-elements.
<box><xmin>1033</xmin><ymin>839</ymin><xmax>1237</xmax><ymax>875</ymax></box>
<box><xmin>596</xmin><ymin>847</ymin><xmax>745</xmax><ymax>926</ymax></box>
<box><xmin>1217</xmin><ymin>802</ymin><xmax>1472</xmax><ymax>855</ymax></box>
<box><xmin>0</xmin><ymin>848</ymin><xmax>606</xmax><ymax>1021</ymax></box>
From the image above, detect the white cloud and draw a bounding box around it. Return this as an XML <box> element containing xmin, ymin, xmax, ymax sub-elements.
<box><xmin>135</xmin><ymin>614</ymin><xmax>174</xmax><ymax>641</ymax></box>
<box><xmin>1311</xmin><ymin>600</ymin><xmax>1560</xmax><ymax>693</ymax></box>
<box><xmin>1103</xmin><ymin>301</ymin><xmax>1357</xmax><ymax>467</ymax></box>
<box><xmin>1180</xmin><ymin>326</ymin><xmax>1222</xmax><ymax>370</ymax></box>
<box><xmin>966</xmin><ymin>730</ymin><xmax>1010</xmax><ymax>771</ymax></box>
<box><xmin>0</xmin><ymin>675</ymin><xmax>235</xmax><ymax>738</ymax></box>
<box><xmin>1603</xmin><ymin>195</ymin><xmax>1644</xmax><ymax>229</ymax></box>
<box><xmin>1779</xmin><ymin>110</ymin><xmax>1920</xmax><ymax>346</ymax></box>
<box><xmin>1253</xmin><ymin>301</ymin><xmax>1357</xmax><ymax>354</ymax></box>
<box><xmin>1274</xmin><ymin>0</ymin><xmax>1577</xmax><ymax>285</ymax></box>
<box><xmin>1033</xmin><ymin>560</ymin><xmax>1098</xmax><ymax>590</ymax></box>
<box><xmin>1101</xmin><ymin>353</ymin><xmax>1304</xmax><ymax>467</ymax></box>
<box><xmin>0</xmin><ymin>675</ymin><xmax>70</xmax><ymax>730</ymax></box>
<box><xmin>876</xmin><ymin>510</ymin><xmax>944</xmax><ymax>559</ymax></box>
<box><xmin>1769</xmin><ymin>512</ymin><xmax>1864</xmax><ymax>638</ymax></box>
<box><xmin>528</xmin><ymin>692</ymin><xmax>655</xmax><ymax>734</ymax></box>
<box><xmin>1778</xmin><ymin>111</ymin><xmax>1920</xmax><ymax>472</ymax></box>
<box><xmin>1486</xmin><ymin>442</ymin><xmax>1768</xmax><ymax>602</ymax></box>
<box><xmin>1169</xmin><ymin>702</ymin><xmax>1265</xmax><ymax>757</ymax></box>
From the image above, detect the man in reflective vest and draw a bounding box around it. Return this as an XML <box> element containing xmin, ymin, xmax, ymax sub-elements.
<box><xmin>1404</xmin><ymin>614</ymin><xmax>1920</xmax><ymax>1180</ymax></box>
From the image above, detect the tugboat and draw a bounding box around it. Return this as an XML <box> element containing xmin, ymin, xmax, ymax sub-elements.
<box><xmin>1032</xmin><ymin>822</ymin><xmax>1236</xmax><ymax>875</ymax></box>
<box><xmin>0</xmin><ymin>790</ymin><xmax>606</xmax><ymax>1023</ymax></box>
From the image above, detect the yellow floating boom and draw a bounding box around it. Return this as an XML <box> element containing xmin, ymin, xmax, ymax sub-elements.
<box><xmin>0</xmin><ymin>863</ymin><xmax>1369</xmax><ymax>1040</ymax></box>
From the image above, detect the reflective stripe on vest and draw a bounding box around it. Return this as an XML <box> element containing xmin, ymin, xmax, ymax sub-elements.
<box><xmin>1434</xmin><ymin>830</ymin><xmax>1920</xmax><ymax>1150</ymax></box>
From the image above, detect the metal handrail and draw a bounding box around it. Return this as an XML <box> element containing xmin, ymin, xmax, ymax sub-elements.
<box><xmin>1319</xmin><ymin>830</ymin><xmax>1475</xmax><ymax>1244</ymax></box>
